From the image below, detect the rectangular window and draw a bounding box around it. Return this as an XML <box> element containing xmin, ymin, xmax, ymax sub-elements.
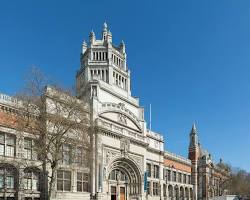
<box><xmin>62</xmin><ymin>144</ymin><xmax>71</xmax><ymax>165</ymax></box>
<box><xmin>57</xmin><ymin>170</ymin><xmax>71</xmax><ymax>191</ymax></box>
<box><xmin>0</xmin><ymin>132</ymin><xmax>15</xmax><ymax>157</ymax></box>
<box><xmin>33</xmin><ymin>178</ymin><xmax>38</xmax><ymax>191</ymax></box>
<box><xmin>0</xmin><ymin>175</ymin><xmax>3</xmax><ymax>188</ymax></box>
<box><xmin>25</xmin><ymin>178</ymin><xmax>32</xmax><ymax>190</ymax></box>
<box><xmin>6</xmin><ymin>134</ymin><xmax>15</xmax><ymax>157</ymax></box>
<box><xmin>153</xmin><ymin>182</ymin><xmax>159</xmax><ymax>196</ymax></box>
<box><xmin>77</xmin><ymin>172</ymin><xmax>89</xmax><ymax>192</ymax></box>
<box><xmin>167</xmin><ymin>170</ymin><xmax>171</xmax><ymax>181</ymax></box>
<box><xmin>0</xmin><ymin>144</ymin><xmax>4</xmax><ymax>156</ymax></box>
<box><xmin>0</xmin><ymin>133</ymin><xmax>4</xmax><ymax>156</ymax></box>
<box><xmin>24</xmin><ymin>138</ymin><xmax>32</xmax><ymax>159</ymax></box>
<box><xmin>146</xmin><ymin>163</ymin><xmax>151</xmax><ymax>177</ymax></box>
<box><xmin>153</xmin><ymin>165</ymin><xmax>159</xmax><ymax>179</ymax></box>
<box><xmin>75</xmin><ymin>147</ymin><xmax>83</xmax><ymax>166</ymax></box>
<box><xmin>178</xmin><ymin>173</ymin><xmax>182</xmax><ymax>183</ymax></box>
<box><xmin>24</xmin><ymin>138</ymin><xmax>38</xmax><ymax>160</ymax></box>
<box><xmin>173</xmin><ymin>171</ymin><xmax>176</xmax><ymax>182</ymax></box>
<box><xmin>6</xmin><ymin>176</ymin><xmax>14</xmax><ymax>189</ymax></box>
<box><xmin>24</xmin><ymin>171</ymin><xmax>39</xmax><ymax>191</ymax></box>
<box><xmin>183</xmin><ymin>174</ymin><xmax>186</xmax><ymax>183</ymax></box>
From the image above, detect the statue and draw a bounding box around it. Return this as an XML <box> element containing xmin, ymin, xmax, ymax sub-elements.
<box><xmin>118</xmin><ymin>113</ymin><xmax>127</xmax><ymax>124</ymax></box>
<box><xmin>120</xmin><ymin>138</ymin><xmax>130</xmax><ymax>156</ymax></box>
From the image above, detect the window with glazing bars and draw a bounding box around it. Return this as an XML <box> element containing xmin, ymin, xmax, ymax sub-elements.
<box><xmin>0</xmin><ymin>132</ymin><xmax>15</xmax><ymax>157</ymax></box>
<box><xmin>77</xmin><ymin>172</ymin><xmax>89</xmax><ymax>192</ymax></box>
<box><xmin>57</xmin><ymin>170</ymin><xmax>71</xmax><ymax>191</ymax></box>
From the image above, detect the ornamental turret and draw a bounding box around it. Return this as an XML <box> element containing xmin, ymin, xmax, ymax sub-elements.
<box><xmin>82</xmin><ymin>40</ymin><xmax>87</xmax><ymax>54</ymax></box>
<box><xmin>107</xmin><ymin>30</ymin><xmax>112</xmax><ymax>43</ymax></box>
<box><xmin>102</xmin><ymin>22</ymin><xmax>108</xmax><ymax>41</ymax></box>
<box><xmin>89</xmin><ymin>30</ymin><xmax>96</xmax><ymax>44</ymax></box>
<box><xmin>120</xmin><ymin>40</ymin><xmax>125</xmax><ymax>54</ymax></box>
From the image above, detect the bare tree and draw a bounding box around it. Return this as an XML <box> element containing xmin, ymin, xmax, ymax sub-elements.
<box><xmin>227</xmin><ymin>169</ymin><xmax>250</xmax><ymax>198</ymax></box>
<box><xmin>15</xmin><ymin>67</ymin><xmax>91</xmax><ymax>200</ymax></box>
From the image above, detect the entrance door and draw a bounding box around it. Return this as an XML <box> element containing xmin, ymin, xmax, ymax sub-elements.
<box><xmin>120</xmin><ymin>187</ymin><xmax>125</xmax><ymax>200</ymax></box>
<box><xmin>111</xmin><ymin>186</ymin><xmax>117</xmax><ymax>200</ymax></box>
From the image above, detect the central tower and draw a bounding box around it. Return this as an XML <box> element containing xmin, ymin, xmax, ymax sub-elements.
<box><xmin>76</xmin><ymin>22</ymin><xmax>131</xmax><ymax>100</ymax></box>
<box><xmin>76</xmin><ymin>23</ymin><xmax>152</xmax><ymax>200</ymax></box>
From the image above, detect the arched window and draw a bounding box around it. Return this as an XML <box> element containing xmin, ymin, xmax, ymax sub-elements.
<box><xmin>190</xmin><ymin>188</ymin><xmax>193</xmax><ymax>200</ymax></box>
<box><xmin>185</xmin><ymin>187</ymin><xmax>189</xmax><ymax>199</ymax></box>
<box><xmin>180</xmin><ymin>187</ymin><xmax>184</xmax><ymax>199</ymax></box>
<box><xmin>23</xmin><ymin>168</ymin><xmax>40</xmax><ymax>191</ymax></box>
<box><xmin>163</xmin><ymin>184</ymin><xmax>167</xmax><ymax>197</ymax></box>
<box><xmin>168</xmin><ymin>185</ymin><xmax>173</xmax><ymax>198</ymax></box>
<box><xmin>175</xmin><ymin>186</ymin><xmax>179</xmax><ymax>198</ymax></box>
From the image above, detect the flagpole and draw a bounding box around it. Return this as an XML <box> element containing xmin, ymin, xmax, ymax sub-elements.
<box><xmin>149</xmin><ymin>104</ymin><xmax>152</xmax><ymax>130</ymax></box>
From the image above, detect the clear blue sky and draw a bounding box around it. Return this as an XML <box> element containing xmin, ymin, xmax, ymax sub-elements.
<box><xmin>0</xmin><ymin>0</ymin><xmax>250</xmax><ymax>171</ymax></box>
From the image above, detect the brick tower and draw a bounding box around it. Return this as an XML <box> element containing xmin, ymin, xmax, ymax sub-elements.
<box><xmin>188</xmin><ymin>123</ymin><xmax>200</xmax><ymax>200</ymax></box>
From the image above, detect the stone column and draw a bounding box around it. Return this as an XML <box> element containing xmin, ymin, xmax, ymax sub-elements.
<box><xmin>72</xmin><ymin>170</ymin><xmax>76</xmax><ymax>192</ymax></box>
<box><xmin>18</xmin><ymin>167</ymin><xmax>25</xmax><ymax>200</ymax></box>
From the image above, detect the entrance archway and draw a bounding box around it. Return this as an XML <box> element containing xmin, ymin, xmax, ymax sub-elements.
<box><xmin>106</xmin><ymin>157</ymin><xmax>142</xmax><ymax>200</ymax></box>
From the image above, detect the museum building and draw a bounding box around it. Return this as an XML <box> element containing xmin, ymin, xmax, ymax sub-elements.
<box><xmin>0</xmin><ymin>23</ymin><xmax>229</xmax><ymax>200</ymax></box>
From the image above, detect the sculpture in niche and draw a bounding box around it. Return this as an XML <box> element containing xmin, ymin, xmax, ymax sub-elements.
<box><xmin>117</xmin><ymin>171</ymin><xmax>121</xmax><ymax>181</ymax></box>
<box><xmin>120</xmin><ymin>138</ymin><xmax>130</xmax><ymax>156</ymax></box>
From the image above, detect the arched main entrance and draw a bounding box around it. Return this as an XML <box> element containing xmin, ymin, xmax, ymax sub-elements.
<box><xmin>106</xmin><ymin>157</ymin><xmax>142</xmax><ymax>200</ymax></box>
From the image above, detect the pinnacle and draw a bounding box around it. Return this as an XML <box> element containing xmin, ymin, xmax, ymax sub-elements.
<box><xmin>191</xmin><ymin>123</ymin><xmax>197</xmax><ymax>134</ymax></box>
<box><xmin>103</xmin><ymin>21</ymin><xmax>108</xmax><ymax>30</ymax></box>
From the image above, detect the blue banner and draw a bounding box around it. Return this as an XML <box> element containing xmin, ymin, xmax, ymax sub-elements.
<box><xmin>144</xmin><ymin>171</ymin><xmax>148</xmax><ymax>191</ymax></box>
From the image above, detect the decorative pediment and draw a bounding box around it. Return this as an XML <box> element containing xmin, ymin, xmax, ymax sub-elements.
<box><xmin>99</xmin><ymin>102</ymin><xmax>142</xmax><ymax>132</ymax></box>
<box><xmin>100</xmin><ymin>111</ymin><xmax>141</xmax><ymax>132</ymax></box>
<box><xmin>101</xmin><ymin>103</ymin><xmax>140</xmax><ymax>123</ymax></box>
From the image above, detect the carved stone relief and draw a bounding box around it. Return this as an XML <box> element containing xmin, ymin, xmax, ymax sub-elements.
<box><xmin>129</xmin><ymin>154</ymin><xmax>143</xmax><ymax>171</ymax></box>
<box><xmin>104</xmin><ymin>148</ymin><xmax>120</xmax><ymax>165</ymax></box>
<box><xmin>118</xmin><ymin>113</ymin><xmax>127</xmax><ymax>125</ymax></box>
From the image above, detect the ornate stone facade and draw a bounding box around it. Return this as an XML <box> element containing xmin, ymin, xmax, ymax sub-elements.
<box><xmin>0</xmin><ymin>23</ymin><xmax>229</xmax><ymax>200</ymax></box>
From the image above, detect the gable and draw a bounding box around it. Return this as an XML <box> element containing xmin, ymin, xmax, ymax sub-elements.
<box><xmin>100</xmin><ymin>111</ymin><xmax>141</xmax><ymax>132</ymax></box>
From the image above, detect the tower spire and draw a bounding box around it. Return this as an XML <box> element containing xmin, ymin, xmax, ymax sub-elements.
<box><xmin>189</xmin><ymin>123</ymin><xmax>198</xmax><ymax>148</ymax></box>
<box><xmin>188</xmin><ymin>123</ymin><xmax>199</xmax><ymax>200</ymax></box>
<box><xmin>191</xmin><ymin>123</ymin><xmax>197</xmax><ymax>135</ymax></box>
